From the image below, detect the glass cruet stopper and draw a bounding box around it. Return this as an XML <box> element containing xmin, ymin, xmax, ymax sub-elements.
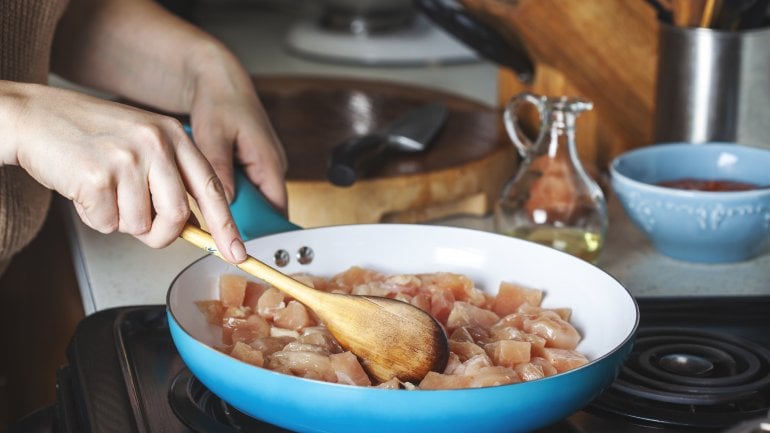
<box><xmin>494</xmin><ymin>92</ymin><xmax>608</xmax><ymax>263</ymax></box>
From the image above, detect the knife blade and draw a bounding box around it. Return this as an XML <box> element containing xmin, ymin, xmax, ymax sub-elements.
<box><xmin>326</xmin><ymin>101</ymin><xmax>448</xmax><ymax>187</ymax></box>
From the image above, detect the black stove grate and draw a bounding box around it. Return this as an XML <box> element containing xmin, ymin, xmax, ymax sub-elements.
<box><xmin>169</xmin><ymin>368</ymin><xmax>290</xmax><ymax>432</ymax></box>
<box><xmin>618</xmin><ymin>329</ymin><xmax>770</xmax><ymax>405</ymax></box>
<box><xmin>586</xmin><ymin>300</ymin><xmax>770</xmax><ymax>430</ymax></box>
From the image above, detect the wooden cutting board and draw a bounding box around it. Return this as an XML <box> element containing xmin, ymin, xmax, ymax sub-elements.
<box><xmin>252</xmin><ymin>75</ymin><xmax>517</xmax><ymax>228</ymax></box>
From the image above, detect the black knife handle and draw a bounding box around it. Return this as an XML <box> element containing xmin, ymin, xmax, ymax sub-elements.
<box><xmin>327</xmin><ymin>134</ymin><xmax>389</xmax><ymax>187</ymax></box>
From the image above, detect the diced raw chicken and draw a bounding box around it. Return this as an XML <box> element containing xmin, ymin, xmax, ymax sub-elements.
<box><xmin>410</xmin><ymin>293</ymin><xmax>431</xmax><ymax>313</ymax></box>
<box><xmin>384</xmin><ymin>274</ymin><xmax>423</xmax><ymax>296</ymax></box>
<box><xmin>449</xmin><ymin>327</ymin><xmax>474</xmax><ymax>343</ymax></box>
<box><xmin>446</xmin><ymin>301</ymin><xmax>500</xmax><ymax>331</ymax></box>
<box><xmin>430</xmin><ymin>290</ymin><xmax>455</xmax><ymax>325</ymax></box>
<box><xmin>270</xmin><ymin>327</ymin><xmax>300</xmax><ymax>339</ymax></box>
<box><xmin>375</xmin><ymin>378</ymin><xmax>401</xmax><ymax>389</ymax></box>
<box><xmin>243</xmin><ymin>281</ymin><xmax>269</xmax><ymax>309</ymax></box>
<box><xmin>523</xmin><ymin>312</ymin><xmax>581</xmax><ymax>350</ymax></box>
<box><xmin>531</xmin><ymin>357</ymin><xmax>558</xmax><ymax>377</ymax></box>
<box><xmin>222</xmin><ymin>306</ymin><xmax>249</xmax><ymax>320</ymax></box>
<box><xmin>515</xmin><ymin>362</ymin><xmax>545</xmax><ymax>381</ymax></box>
<box><xmin>329</xmin><ymin>351</ymin><xmax>372</xmax><ymax>386</ymax></box>
<box><xmin>488</xmin><ymin>324</ymin><xmax>527</xmax><ymax>342</ymax></box>
<box><xmin>449</xmin><ymin>341</ymin><xmax>487</xmax><ymax>362</ymax></box>
<box><xmin>219</xmin><ymin>274</ymin><xmax>247</xmax><ymax>307</ymax></box>
<box><xmin>494</xmin><ymin>312</ymin><xmax>530</xmax><ymax>330</ymax></box>
<box><xmin>536</xmin><ymin>347</ymin><xmax>589</xmax><ymax>373</ymax></box>
<box><xmin>257</xmin><ymin>288</ymin><xmax>285</xmax><ymax>319</ymax></box>
<box><xmin>492</xmin><ymin>282</ymin><xmax>543</xmax><ymax>316</ymax></box>
<box><xmin>466</xmin><ymin>366</ymin><xmax>520</xmax><ymax>388</ymax></box>
<box><xmin>331</xmin><ymin>266</ymin><xmax>385</xmax><ymax>292</ymax></box>
<box><xmin>202</xmin><ymin>268</ymin><xmax>590</xmax><ymax>389</ymax></box>
<box><xmin>443</xmin><ymin>352</ymin><xmax>462</xmax><ymax>374</ymax></box>
<box><xmin>195</xmin><ymin>300</ymin><xmax>224</xmax><ymax>325</ymax></box>
<box><xmin>419</xmin><ymin>371</ymin><xmax>474</xmax><ymax>390</ymax></box>
<box><xmin>249</xmin><ymin>336</ymin><xmax>295</xmax><ymax>357</ymax></box>
<box><xmin>282</xmin><ymin>341</ymin><xmax>330</xmax><ymax>355</ymax></box>
<box><xmin>225</xmin><ymin>314</ymin><xmax>270</xmax><ymax>345</ymax></box>
<box><xmin>269</xmin><ymin>350</ymin><xmax>337</xmax><ymax>382</ymax></box>
<box><xmin>298</xmin><ymin>327</ymin><xmax>343</xmax><ymax>353</ymax></box>
<box><xmin>420</xmin><ymin>272</ymin><xmax>474</xmax><ymax>303</ymax></box>
<box><xmin>484</xmin><ymin>340</ymin><xmax>532</xmax><ymax>367</ymax></box>
<box><xmin>351</xmin><ymin>282</ymin><xmax>391</xmax><ymax>297</ymax></box>
<box><xmin>459</xmin><ymin>353</ymin><xmax>494</xmax><ymax>376</ymax></box>
<box><xmin>274</xmin><ymin>300</ymin><xmax>315</xmax><ymax>330</ymax></box>
<box><xmin>230</xmin><ymin>341</ymin><xmax>264</xmax><ymax>367</ymax></box>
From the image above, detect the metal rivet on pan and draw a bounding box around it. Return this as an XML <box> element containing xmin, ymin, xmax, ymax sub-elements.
<box><xmin>274</xmin><ymin>249</ymin><xmax>290</xmax><ymax>267</ymax></box>
<box><xmin>297</xmin><ymin>246</ymin><xmax>314</xmax><ymax>265</ymax></box>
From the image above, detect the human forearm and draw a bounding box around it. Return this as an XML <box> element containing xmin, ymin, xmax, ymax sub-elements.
<box><xmin>50</xmin><ymin>0</ymin><xmax>288</xmax><ymax>211</ymax></box>
<box><xmin>51</xmin><ymin>0</ymin><xmax>227</xmax><ymax>113</ymax></box>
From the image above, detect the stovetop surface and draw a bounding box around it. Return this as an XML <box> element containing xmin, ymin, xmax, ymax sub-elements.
<box><xmin>55</xmin><ymin>296</ymin><xmax>770</xmax><ymax>433</ymax></box>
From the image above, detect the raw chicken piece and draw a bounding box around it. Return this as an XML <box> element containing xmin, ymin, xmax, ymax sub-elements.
<box><xmin>419</xmin><ymin>371</ymin><xmax>474</xmax><ymax>390</ymax></box>
<box><xmin>330</xmin><ymin>351</ymin><xmax>372</xmax><ymax>386</ymax></box>
<box><xmin>195</xmin><ymin>300</ymin><xmax>224</xmax><ymax>325</ymax></box>
<box><xmin>523</xmin><ymin>311</ymin><xmax>581</xmax><ymax>350</ymax></box>
<box><xmin>269</xmin><ymin>350</ymin><xmax>337</xmax><ymax>382</ymax></box>
<box><xmin>219</xmin><ymin>274</ymin><xmax>247</xmax><ymax>307</ymax></box>
<box><xmin>243</xmin><ymin>281</ymin><xmax>269</xmax><ymax>310</ymax></box>
<box><xmin>257</xmin><ymin>288</ymin><xmax>286</xmax><ymax>319</ymax></box>
<box><xmin>224</xmin><ymin>314</ymin><xmax>270</xmax><ymax>345</ymax></box>
<box><xmin>449</xmin><ymin>341</ymin><xmax>487</xmax><ymax>362</ymax></box>
<box><xmin>274</xmin><ymin>300</ymin><xmax>315</xmax><ymax>330</ymax></box>
<box><xmin>484</xmin><ymin>340</ymin><xmax>532</xmax><ymax>367</ymax></box>
<box><xmin>230</xmin><ymin>341</ymin><xmax>264</xmax><ymax>367</ymax></box>
<box><xmin>249</xmin><ymin>336</ymin><xmax>295</xmax><ymax>357</ymax></box>
<box><xmin>492</xmin><ymin>282</ymin><xmax>543</xmax><ymax>316</ymax></box>
<box><xmin>446</xmin><ymin>301</ymin><xmax>500</xmax><ymax>331</ymax></box>
<box><xmin>536</xmin><ymin>347</ymin><xmax>588</xmax><ymax>373</ymax></box>
<box><xmin>331</xmin><ymin>266</ymin><xmax>385</xmax><ymax>292</ymax></box>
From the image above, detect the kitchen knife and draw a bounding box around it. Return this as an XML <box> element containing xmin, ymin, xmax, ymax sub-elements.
<box><xmin>326</xmin><ymin>101</ymin><xmax>448</xmax><ymax>187</ymax></box>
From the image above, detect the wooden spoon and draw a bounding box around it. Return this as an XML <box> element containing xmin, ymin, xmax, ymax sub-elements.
<box><xmin>180</xmin><ymin>224</ymin><xmax>449</xmax><ymax>384</ymax></box>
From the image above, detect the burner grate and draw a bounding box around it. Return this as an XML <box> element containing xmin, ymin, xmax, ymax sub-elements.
<box><xmin>587</xmin><ymin>328</ymin><xmax>770</xmax><ymax>430</ymax></box>
<box><xmin>169</xmin><ymin>368</ymin><xmax>291</xmax><ymax>433</ymax></box>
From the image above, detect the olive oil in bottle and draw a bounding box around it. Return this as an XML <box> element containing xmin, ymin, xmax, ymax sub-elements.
<box><xmin>494</xmin><ymin>92</ymin><xmax>608</xmax><ymax>262</ymax></box>
<box><xmin>506</xmin><ymin>227</ymin><xmax>604</xmax><ymax>263</ymax></box>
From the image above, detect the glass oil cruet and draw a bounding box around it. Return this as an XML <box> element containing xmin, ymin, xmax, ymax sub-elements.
<box><xmin>494</xmin><ymin>92</ymin><xmax>608</xmax><ymax>263</ymax></box>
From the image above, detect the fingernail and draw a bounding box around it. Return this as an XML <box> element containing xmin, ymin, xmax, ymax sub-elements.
<box><xmin>230</xmin><ymin>238</ymin><xmax>247</xmax><ymax>262</ymax></box>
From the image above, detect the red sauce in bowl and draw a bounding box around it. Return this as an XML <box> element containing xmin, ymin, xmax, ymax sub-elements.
<box><xmin>656</xmin><ymin>178</ymin><xmax>761</xmax><ymax>192</ymax></box>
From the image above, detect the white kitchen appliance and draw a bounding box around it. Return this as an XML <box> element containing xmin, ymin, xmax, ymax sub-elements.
<box><xmin>285</xmin><ymin>0</ymin><xmax>477</xmax><ymax>65</ymax></box>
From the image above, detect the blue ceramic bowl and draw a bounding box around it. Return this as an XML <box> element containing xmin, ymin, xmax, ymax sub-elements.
<box><xmin>610</xmin><ymin>143</ymin><xmax>770</xmax><ymax>263</ymax></box>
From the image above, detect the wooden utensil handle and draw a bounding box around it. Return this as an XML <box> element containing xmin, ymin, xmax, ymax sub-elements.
<box><xmin>179</xmin><ymin>224</ymin><xmax>321</xmax><ymax>305</ymax></box>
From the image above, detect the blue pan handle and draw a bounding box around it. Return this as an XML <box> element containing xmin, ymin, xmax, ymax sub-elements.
<box><xmin>183</xmin><ymin>124</ymin><xmax>300</xmax><ymax>239</ymax></box>
<box><xmin>229</xmin><ymin>168</ymin><xmax>300</xmax><ymax>239</ymax></box>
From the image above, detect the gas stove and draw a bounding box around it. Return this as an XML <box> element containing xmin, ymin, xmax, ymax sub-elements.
<box><xmin>8</xmin><ymin>297</ymin><xmax>770</xmax><ymax>433</ymax></box>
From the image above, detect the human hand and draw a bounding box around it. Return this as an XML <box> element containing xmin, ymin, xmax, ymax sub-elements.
<box><xmin>185</xmin><ymin>47</ymin><xmax>288</xmax><ymax>213</ymax></box>
<box><xmin>1</xmin><ymin>82</ymin><xmax>247</xmax><ymax>263</ymax></box>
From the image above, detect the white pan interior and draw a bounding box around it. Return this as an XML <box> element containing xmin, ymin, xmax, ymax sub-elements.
<box><xmin>169</xmin><ymin>224</ymin><xmax>637</xmax><ymax>361</ymax></box>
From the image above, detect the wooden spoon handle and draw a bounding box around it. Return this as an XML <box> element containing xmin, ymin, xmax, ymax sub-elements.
<box><xmin>179</xmin><ymin>224</ymin><xmax>323</xmax><ymax>306</ymax></box>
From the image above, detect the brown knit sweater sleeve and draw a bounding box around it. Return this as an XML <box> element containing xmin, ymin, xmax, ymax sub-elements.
<box><xmin>0</xmin><ymin>0</ymin><xmax>69</xmax><ymax>274</ymax></box>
